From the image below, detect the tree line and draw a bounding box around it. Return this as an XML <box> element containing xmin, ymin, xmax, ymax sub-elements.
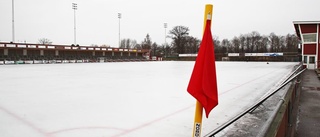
<box><xmin>39</xmin><ymin>25</ymin><xmax>300</xmax><ymax>57</ymax></box>
<box><xmin>119</xmin><ymin>25</ymin><xmax>300</xmax><ymax>57</ymax></box>
<box><xmin>214</xmin><ymin>31</ymin><xmax>300</xmax><ymax>55</ymax></box>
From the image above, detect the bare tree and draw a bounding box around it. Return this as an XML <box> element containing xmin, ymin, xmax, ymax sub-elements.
<box><xmin>221</xmin><ymin>39</ymin><xmax>231</xmax><ymax>54</ymax></box>
<box><xmin>141</xmin><ymin>34</ymin><xmax>152</xmax><ymax>50</ymax></box>
<box><xmin>169</xmin><ymin>26</ymin><xmax>189</xmax><ymax>54</ymax></box>
<box><xmin>285</xmin><ymin>34</ymin><xmax>299</xmax><ymax>52</ymax></box>
<box><xmin>120</xmin><ymin>38</ymin><xmax>138</xmax><ymax>48</ymax></box>
<box><xmin>38</xmin><ymin>38</ymin><xmax>52</xmax><ymax>45</ymax></box>
<box><xmin>120</xmin><ymin>39</ymin><xmax>126</xmax><ymax>48</ymax></box>
<box><xmin>231</xmin><ymin>36</ymin><xmax>240</xmax><ymax>53</ymax></box>
<box><xmin>184</xmin><ymin>36</ymin><xmax>200</xmax><ymax>53</ymax></box>
<box><xmin>151</xmin><ymin>42</ymin><xmax>158</xmax><ymax>56</ymax></box>
<box><xmin>134</xmin><ymin>44</ymin><xmax>142</xmax><ymax>50</ymax></box>
<box><xmin>101</xmin><ymin>44</ymin><xmax>111</xmax><ymax>47</ymax></box>
<box><xmin>259</xmin><ymin>36</ymin><xmax>269</xmax><ymax>53</ymax></box>
<box><xmin>213</xmin><ymin>36</ymin><xmax>221</xmax><ymax>53</ymax></box>
<box><xmin>249</xmin><ymin>31</ymin><xmax>262</xmax><ymax>52</ymax></box>
<box><xmin>239</xmin><ymin>34</ymin><xmax>246</xmax><ymax>53</ymax></box>
<box><xmin>160</xmin><ymin>43</ymin><xmax>172</xmax><ymax>57</ymax></box>
<box><xmin>130</xmin><ymin>40</ymin><xmax>138</xmax><ymax>49</ymax></box>
<box><xmin>269</xmin><ymin>33</ymin><xmax>281</xmax><ymax>52</ymax></box>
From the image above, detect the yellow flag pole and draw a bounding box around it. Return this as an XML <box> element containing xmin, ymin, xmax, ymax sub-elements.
<box><xmin>192</xmin><ymin>4</ymin><xmax>213</xmax><ymax>137</ymax></box>
<box><xmin>203</xmin><ymin>4</ymin><xmax>213</xmax><ymax>33</ymax></box>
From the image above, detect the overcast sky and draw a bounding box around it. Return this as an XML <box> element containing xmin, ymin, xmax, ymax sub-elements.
<box><xmin>0</xmin><ymin>0</ymin><xmax>319</xmax><ymax>47</ymax></box>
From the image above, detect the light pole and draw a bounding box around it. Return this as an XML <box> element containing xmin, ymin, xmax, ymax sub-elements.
<box><xmin>164</xmin><ymin>23</ymin><xmax>168</xmax><ymax>57</ymax></box>
<box><xmin>12</xmin><ymin>0</ymin><xmax>15</xmax><ymax>42</ymax></box>
<box><xmin>72</xmin><ymin>3</ymin><xmax>77</xmax><ymax>45</ymax></box>
<box><xmin>164</xmin><ymin>23</ymin><xmax>167</xmax><ymax>45</ymax></box>
<box><xmin>118</xmin><ymin>13</ymin><xmax>121</xmax><ymax>47</ymax></box>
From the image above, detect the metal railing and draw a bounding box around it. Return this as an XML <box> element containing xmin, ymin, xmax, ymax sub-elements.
<box><xmin>204</xmin><ymin>65</ymin><xmax>305</xmax><ymax>137</ymax></box>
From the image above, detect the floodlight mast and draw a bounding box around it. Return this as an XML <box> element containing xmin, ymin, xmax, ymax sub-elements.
<box><xmin>118</xmin><ymin>13</ymin><xmax>121</xmax><ymax>47</ymax></box>
<box><xmin>72</xmin><ymin>3</ymin><xmax>77</xmax><ymax>45</ymax></box>
<box><xmin>12</xmin><ymin>0</ymin><xmax>15</xmax><ymax>42</ymax></box>
<box><xmin>164</xmin><ymin>23</ymin><xmax>167</xmax><ymax>45</ymax></box>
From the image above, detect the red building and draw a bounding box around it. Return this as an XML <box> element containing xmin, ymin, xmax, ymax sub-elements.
<box><xmin>293</xmin><ymin>21</ymin><xmax>320</xmax><ymax>69</ymax></box>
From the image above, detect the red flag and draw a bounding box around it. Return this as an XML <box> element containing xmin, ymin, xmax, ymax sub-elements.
<box><xmin>187</xmin><ymin>19</ymin><xmax>218</xmax><ymax>118</ymax></box>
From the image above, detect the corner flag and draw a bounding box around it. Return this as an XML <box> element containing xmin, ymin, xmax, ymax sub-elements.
<box><xmin>187</xmin><ymin>18</ymin><xmax>218</xmax><ymax>118</ymax></box>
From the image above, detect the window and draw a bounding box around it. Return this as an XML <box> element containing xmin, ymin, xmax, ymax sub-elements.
<box><xmin>309</xmin><ymin>56</ymin><xmax>315</xmax><ymax>63</ymax></box>
<box><xmin>303</xmin><ymin>56</ymin><xmax>308</xmax><ymax>63</ymax></box>
<box><xmin>302</xmin><ymin>33</ymin><xmax>317</xmax><ymax>43</ymax></box>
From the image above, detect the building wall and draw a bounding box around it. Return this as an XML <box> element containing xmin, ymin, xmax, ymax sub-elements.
<box><xmin>303</xmin><ymin>44</ymin><xmax>317</xmax><ymax>54</ymax></box>
<box><xmin>300</xmin><ymin>24</ymin><xmax>317</xmax><ymax>33</ymax></box>
<box><xmin>318</xmin><ymin>24</ymin><xmax>320</xmax><ymax>66</ymax></box>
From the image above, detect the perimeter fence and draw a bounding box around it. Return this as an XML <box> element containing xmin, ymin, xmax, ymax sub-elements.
<box><xmin>205</xmin><ymin>64</ymin><xmax>305</xmax><ymax>137</ymax></box>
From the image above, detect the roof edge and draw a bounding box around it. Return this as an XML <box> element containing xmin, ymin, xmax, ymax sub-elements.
<box><xmin>293</xmin><ymin>21</ymin><xmax>320</xmax><ymax>24</ymax></box>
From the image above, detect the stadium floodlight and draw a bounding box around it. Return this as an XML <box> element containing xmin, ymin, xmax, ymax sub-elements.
<box><xmin>118</xmin><ymin>13</ymin><xmax>121</xmax><ymax>47</ymax></box>
<box><xmin>164</xmin><ymin>23</ymin><xmax>167</xmax><ymax>45</ymax></box>
<box><xmin>72</xmin><ymin>3</ymin><xmax>77</xmax><ymax>45</ymax></box>
<box><xmin>12</xmin><ymin>0</ymin><xmax>15</xmax><ymax>42</ymax></box>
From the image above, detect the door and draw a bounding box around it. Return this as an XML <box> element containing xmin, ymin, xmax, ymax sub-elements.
<box><xmin>307</xmin><ymin>56</ymin><xmax>316</xmax><ymax>69</ymax></box>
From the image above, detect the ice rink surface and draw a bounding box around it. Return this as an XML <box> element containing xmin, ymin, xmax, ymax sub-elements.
<box><xmin>0</xmin><ymin>61</ymin><xmax>298</xmax><ymax>137</ymax></box>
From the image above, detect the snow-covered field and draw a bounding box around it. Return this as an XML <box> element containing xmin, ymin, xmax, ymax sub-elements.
<box><xmin>0</xmin><ymin>61</ymin><xmax>298</xmax><ymax>137</ymax></box>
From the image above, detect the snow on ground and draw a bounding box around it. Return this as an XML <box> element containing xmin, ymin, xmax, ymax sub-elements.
<box><xmin>0</xmin><ymin>61</ymin><xmax>298</xmax><ymax>137</ymax></box>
